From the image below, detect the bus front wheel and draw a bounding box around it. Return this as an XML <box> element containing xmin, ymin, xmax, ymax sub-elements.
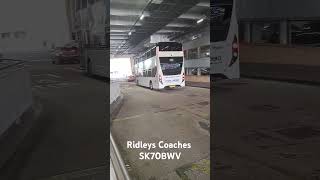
<box><xmin>149</xmin><ymin>81</ymin><xmax>153</xmax><ymax>90</ymax></box>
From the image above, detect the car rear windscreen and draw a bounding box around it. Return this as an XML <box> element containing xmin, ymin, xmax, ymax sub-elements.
<box><xmin>160</xmin><ymin>57</ymin><xmax>183</xmax><ymax>76</ymax></box>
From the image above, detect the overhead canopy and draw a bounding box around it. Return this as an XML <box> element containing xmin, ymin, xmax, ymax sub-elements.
<box><xmin>110</xmin><ymin>0</ymin><xmax>210</xmax><ymax>57</ymax></box>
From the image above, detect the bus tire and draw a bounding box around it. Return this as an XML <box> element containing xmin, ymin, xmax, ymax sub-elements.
<box><xmin>149</xmin><ymin>81</ymin><xmax>153</xmax><ymax>90</ymax></box>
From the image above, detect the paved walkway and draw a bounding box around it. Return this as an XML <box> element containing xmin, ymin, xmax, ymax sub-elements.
<box><xmin>241</xmin><ymin>63</ymin><xmax>320</xmax><ymax>84</ymax></box>
<box><xmin>112</xmin><ymin>82</ymin><xmax>210</xmax><ymax>180</ymax></box>
<box><xmin>0</xmin><ymin>62</ymin><xmax>108</xmax><ymax>180</ymax></box>
<box><xmin>212</xmin><ymin>78</ymin><xmax>320</xmax><ymax>179</ymax></box>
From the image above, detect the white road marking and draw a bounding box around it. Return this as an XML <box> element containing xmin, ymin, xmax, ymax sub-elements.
<box><xmin>47</xmin><ymin>74</ymin><xmax>61</xmax><ymax>78</ymax></box>
<box><xmin>63</xmin><ymin>67</ymin><xmax>82</xmax><ymax>72</ymax></box>
<box><xmin>28</xmin><ymin>59</ymin><xmax>52</xmax><ymax>62</ymax></box>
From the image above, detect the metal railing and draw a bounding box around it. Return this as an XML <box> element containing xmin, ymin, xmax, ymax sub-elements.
<box><xmin>110</xmin><ymin>133</ymin><xmax>131</xmax><ymax>180</ymax></box>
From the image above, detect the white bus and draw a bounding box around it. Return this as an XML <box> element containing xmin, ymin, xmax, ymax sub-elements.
<box><xmin>81</xmin><ymin>0</ymin><xmax>108</xmax><ymax>78</ymax></box>
<box><xmin>134</xmin><ymin>42</ymin><xmax>185</xmax><ymax>90</ymax></box>
<box><xmin>210</xmin><ymin>0</ymin><xmax>240</xmax><ymax>79</ymax></box>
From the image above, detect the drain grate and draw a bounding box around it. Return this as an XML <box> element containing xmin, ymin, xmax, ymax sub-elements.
<box><xmin>198</xmin><ymin>121</ymin><xmax>210</xmax><ymax>132</ymax></box>
<box><xmin>197</xmin><ymin>101</ymin><xmax>209</xmax><ymax>106</ymax></box>
<box><xmin>276</xmin><ymin>126</ymin><xmax>320</xmax><ymax>140</ymax></box>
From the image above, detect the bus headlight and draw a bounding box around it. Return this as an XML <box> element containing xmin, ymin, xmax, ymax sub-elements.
<box><xmin>182</xmin><ymin>73</ymin><xmax>185</xmax><ymax>82</ymax></box>
<box><xmin>159</xmin><ymin>75</ymin><xmax>163</xmax><ymax>84</ymax></box>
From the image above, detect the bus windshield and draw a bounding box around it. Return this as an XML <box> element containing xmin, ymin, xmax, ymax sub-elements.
<box><xmin>211</xmin><ymin>0</ymin><xmax>233</xmax><ymax>42</ymax></box>
<box><xmin>160</xmin><ymin>57</ymin><xmax>183</xmax><ymax>76</ymax></box>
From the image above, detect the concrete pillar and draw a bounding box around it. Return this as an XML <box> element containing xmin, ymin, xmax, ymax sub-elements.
<box><xmin>197</xmin><ymin>47</ymin><xmax>201</xmax><ymax>59</ymax></box>
<box><xmin>130</xmin><ymin>58</ymin><xmax>135</xmax><ymax>75</ymax></box>
<box><xmin>244</xmin><ymin>22</ymin><xmax>251</xmax><ymax>43</ymax></box>
<box><xmin>280</xmin><ymin>20</ymin><xmax>288</xmax><ymax>45</ymax></box>
<box><xmin>185</xmin><ymin>49</ymin><xmax>188</xmax><ymax>60</ymax></box>
<box><xmin>197</xmin><ymin>68</ymin><xmax>201</xmax><ymax>76</ymax></box>
<box><xmin>288</xmin><ymin>21</ymin><xmax>292</xmax><ymax>45</ymax></box>
<box><xmin>251</xmin><ymin>24</ymin><xmax>262</xmax><ymax>43</ymax></box>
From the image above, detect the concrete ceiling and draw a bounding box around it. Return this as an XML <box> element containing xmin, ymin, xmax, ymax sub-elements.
<box><xmin>110</xmin><ymin>0</ymin><xmax>209</xmax><ymax>57</ymax></box>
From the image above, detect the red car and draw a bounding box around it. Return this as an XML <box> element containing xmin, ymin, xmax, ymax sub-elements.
<box><xmin>127</xmin><ymin>75</ymin><xmax>136</xmax><ymax>82</ymax></box>
<box><xmin>52</xmin><ymin>44</ymin><xmax>80</xmax><ymax>64</ymax></box>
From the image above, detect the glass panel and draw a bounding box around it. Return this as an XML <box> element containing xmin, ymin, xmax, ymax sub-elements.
<box><xmin>144</xmin><ymin>59</ymin><xmax>152</xmax><ymax>70</ymax></box>
<box><xmin>151</xmin><ymin>48</ymin><xmax>156</xmax><ymax>57</ymax></box>
<box><xmin>1</xmin><ymin>32</ymin><xmax>10</xmax><ymax>39</ymax></box>
<box><xmin>291</xmin><ymin>21</ymin><xmax>320</xmax><ymax>46</ymax></box>
<box><xmin>211</xmin><ymin>0</ymin><xmax>233</xmax><ymax>42</ymax></box>
<box><xmin>82</xmin><ymin>0</ymin><xmax>87</xmax><ymax>9</ymax></box>
<box><xmin>187</xmin><ymin>48</ymin><xmax>198</xmax><ymax>59</ymax></box>
<box><xmin>159</xmin><ymin>57</ymin><xmax>183</xmax><ymax>75</ymax></box>
<box><xmin>158</xmin><ymin>42</ymin><xmax>182</xmax><ymax>51</ymax></box>
<box><xmin>138</xmin><ymin>62</ymin><xmax>144</xmax><ymax>77</ymax></box>
<box><xmin>239</xmin><ymin>22</ymin><xmax>245</xmax><ymax>42</ymax></box>
<box><xmin>147</xmin><ymin>51</ymin><xmax>151</xmax><ymax>58</ymax></box>
<box><xmin>76</xmin><ymin>0</ymin><xmax>81</xmax><ymax>10</ymax></box>
<box><xmin>200</xmin><ymin>45</ymin><xmax>210</xmax><ymax>58</ymax></box>
<box><xmin>89</xmin><ymin>0</ymin><xmax>95</xmax><ymax>5</ymax></box>
<box><xmin>251</xmin><ymin>22</ymin><xmax>280</xmax><ymax>44</ymax></box>
<box><xmin>151</xmin><ymin>66</ymin><xmax>157</xmax><ymax>77</ymax></box>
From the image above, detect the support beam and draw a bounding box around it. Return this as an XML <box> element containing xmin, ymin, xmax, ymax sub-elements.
<box><xmin>280</xmin><ymin>20</ymin><xmax>288</xmax><ymax>45</ymax></box>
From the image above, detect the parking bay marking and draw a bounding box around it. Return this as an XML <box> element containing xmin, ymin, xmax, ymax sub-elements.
<box><xmin>47</xmin><ymin>73</ymin><xmax>62</xmax><ymax>78</ymax></box>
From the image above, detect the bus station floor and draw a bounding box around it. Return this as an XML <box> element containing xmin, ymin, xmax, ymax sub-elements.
<box><xmin>212</xmin><ymin>78</ymin><xmax>320</xmax><ymax>180</ymax></box>
<box><xmin>0</xmin><ymin>60</ymin><xmax>108</xmax><ymax>180</ymax></box>
<box><xmin>241</xmin><ymin>62</ymin><xmax>320</xmax><ymax>85</ymax></box>
<box><xmin>111</xmin><ymin>83</ymin><xmax>210</xmax><ymax>180</ymax></box>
